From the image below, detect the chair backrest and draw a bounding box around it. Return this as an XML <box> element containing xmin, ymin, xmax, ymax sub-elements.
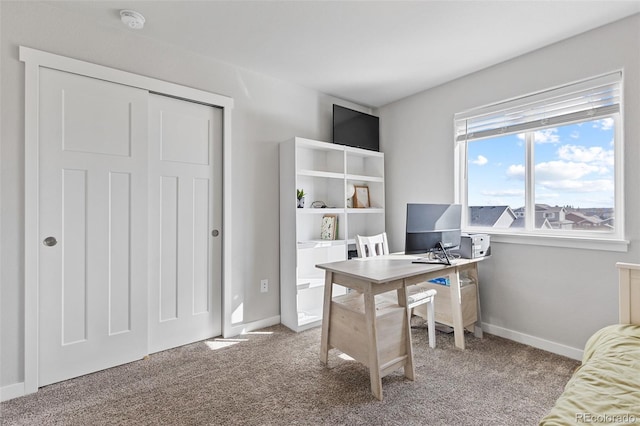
<box><xmin>356</xmin><ymin>232</ymin><xmax>389</xmax><ymax>258</ymax></box>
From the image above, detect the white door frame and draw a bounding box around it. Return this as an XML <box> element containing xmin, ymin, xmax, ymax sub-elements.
<box><xmin>21</xmin><ymin>46</ymin><xmax>234</xmax><ymax>395</ymax></box>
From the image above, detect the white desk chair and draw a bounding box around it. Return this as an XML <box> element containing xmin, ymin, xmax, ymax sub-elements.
<box><xmin>355</xmin><ymin>232</ymin><xmax>437</xmax><ymax>348</ymax></box>
<box><xmin>406</xmin><ymin>286</ymin><xmax>437</xmax><ymax>349</ymax></box>
<box><xmin>355</xmin><ymin>233</ymin><xmax>389</xmax><ymax>257</ymax></box>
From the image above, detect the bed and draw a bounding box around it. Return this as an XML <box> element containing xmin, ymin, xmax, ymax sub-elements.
<box><xmin>539</xmin><ymin>262</ymin><xmax>640</xmax><ymax>425</ymax></box>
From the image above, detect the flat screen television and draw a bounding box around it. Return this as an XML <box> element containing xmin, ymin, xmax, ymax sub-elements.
<box><xmin>405</xmin><ymin>203</ymin><xmax>462</xmax><ymax>255</ymax></box>
<box><xmin>332</xmin><ymin>104</ymin><xmax>379</xmax><ymax>152</ymax></box>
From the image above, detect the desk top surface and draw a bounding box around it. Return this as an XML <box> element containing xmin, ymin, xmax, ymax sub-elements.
<box><xmin>316</xmin><ymin>255</ymin><xmax>483</xmax><ymax>284</ymax></box>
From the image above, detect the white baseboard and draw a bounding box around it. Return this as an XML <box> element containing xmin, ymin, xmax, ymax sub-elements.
<box><xmin>224</xmin><ymin>315</ymin><xmax>281</xmax><ymax>338</ymax></box>
<box><xmin>482</xmin><ymin>322</ymin><xmax>583</xmax><ymax>361</ymax></box>
<box><xmin>1</xmin><ymin>382</ymin><xmax>25</xmax><ymax>402</ymax></box>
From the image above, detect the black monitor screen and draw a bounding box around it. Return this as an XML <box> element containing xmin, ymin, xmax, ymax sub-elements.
<box><xmin>405</xmin><ymin>203</ymin><xmax>462</xmax><ymax>254</ymax></box>
<box><xmin>332</xmin><ymin>105</ymin><xmax>379</xmax><ymax>152</ymax></box>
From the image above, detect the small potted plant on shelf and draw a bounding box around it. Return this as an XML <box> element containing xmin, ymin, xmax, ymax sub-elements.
<box><xmin>297</xmin><ymin>189</ymin><xmax>306</xmax><ymax>208</ymax></box>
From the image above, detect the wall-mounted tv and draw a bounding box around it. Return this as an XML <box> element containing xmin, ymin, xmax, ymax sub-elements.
<box><xmin>332</xmin><ymin>104</ymin><xmax>379</xmax><ymax>152</ymax></box>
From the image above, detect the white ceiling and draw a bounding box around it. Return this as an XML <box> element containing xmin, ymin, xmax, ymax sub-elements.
<box><xmin>47</xmin><ymin>1</ymin><xmax>640</xmax><ymax>108</ymax></box>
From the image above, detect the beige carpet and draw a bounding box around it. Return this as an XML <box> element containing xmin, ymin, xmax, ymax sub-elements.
<box><xmin>0</xmin><ymin>320</ymin><xmax>579</xmax><ymax>425</ymax></box>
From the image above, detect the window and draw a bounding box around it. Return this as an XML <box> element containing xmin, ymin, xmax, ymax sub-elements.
<box><xmin>455</xmin><ymin>72</ymin><xmax>624</xmax><ymax>245</ymax></box>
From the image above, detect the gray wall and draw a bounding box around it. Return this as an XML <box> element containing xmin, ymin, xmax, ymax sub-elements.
<box><xmin>3</xmin><ymin>0</ymin><xmax>638</xmax><ymax>394</ymax></box>
<box><xmin>379</xmin><ymin>14</ymin><xmax>640</xmax><ymax>356</ymax></box>
<box><xmin>0</xmin><ymin>1</ymin><xmax>366</xmax><ymax>389</ymax></box>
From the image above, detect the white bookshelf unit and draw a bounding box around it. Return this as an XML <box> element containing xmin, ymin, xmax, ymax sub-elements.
<box><xmin>279</xmin><ymin>137</ymin><xmax>385</xmax><ymax>332</ymax></box>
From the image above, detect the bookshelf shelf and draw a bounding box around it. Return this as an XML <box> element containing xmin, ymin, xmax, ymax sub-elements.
<box><xmin>280</xmin><ymin>137</ymin><xmax>385</xmax><ymax>332</ymax></box>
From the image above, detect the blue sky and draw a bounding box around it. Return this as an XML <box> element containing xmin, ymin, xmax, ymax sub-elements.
<box><xmin>467</xmin><ymin>118</ymin><xmax>615</xmax><ymax>209</ymax></box>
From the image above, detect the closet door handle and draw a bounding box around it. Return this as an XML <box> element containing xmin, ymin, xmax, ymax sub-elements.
<box><xmin>43</xmin><ymin>236</ymin><xmax>58</xmax><ymax>247</ymax></box>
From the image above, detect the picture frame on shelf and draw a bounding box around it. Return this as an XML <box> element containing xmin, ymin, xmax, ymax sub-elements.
<box><xmin>320</xmin><ymin>214</ymin><xmax>338</xmax><ymax>240</ymax></box>
<box><xmin>353</xmin><ymin>185</ymin><xmax>370</xmax><ymax>208</ymax></box>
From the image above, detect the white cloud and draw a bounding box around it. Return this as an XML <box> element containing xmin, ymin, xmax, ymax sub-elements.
<box><xmin>506</xmin><ymin>164</ymin><xmax>525</xmax><ymax>179</ymax></box>
<box><xmin>536</xmin><ymin>192</ymin><xmax>560</xmax><ymax>200</ymax></box>
<box><xmin>518</xmin><ymin>128</ymin><xmax>560</xmax><ymax>144</ymax></box>
<box><xmin>535</xmin><ymin>128</ymin><xmax>560</xmax><ymax>143</ymax></box>
<box><xmin>538</xmin><ymin>178</ymin><xmax>614</xmax><ymax>193</ymax></box>
<box><xmin>593</xmin><ymin>117</ymin><xmax>614</xmax><ymax>131</ymax></box>
<box><xmin>535</xmin><ymin>160</ymin><xmax>613</xmax><ymax>193</ymax></box>
<box><xmin>557</xmin><ymin>145</ymin><xmax>613</xmax><ymax>167</ymax></box>
<box><xmin>535</xmin><ymin>160</ymin><xmax>600</xmax><ymax>181</ymax></box>
<box><xmin>470</xmin><ymin>155</ymin><xmax>488</xmax><ymax>166</ymax></box>
<box><xmin>506</xmin><ymin>159</ymin><xmax>609</xmax><ymax>182</ymax></box>
<box><xmin>481</xmin><ymin>189</ymin><xmax>524</xmax><ymax>197</ymax></box>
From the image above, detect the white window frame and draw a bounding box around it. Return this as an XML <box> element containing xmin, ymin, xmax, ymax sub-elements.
<box><xmin>454</xmin><ymin>72</ymin><xmax>628</xmax><ymax>252</ymax></box>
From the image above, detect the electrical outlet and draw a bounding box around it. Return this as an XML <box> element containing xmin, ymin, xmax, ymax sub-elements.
<box><xmin>260</xmin><ymin>279</ymin><xmax>268</xmax><ymax>293</ymax></box>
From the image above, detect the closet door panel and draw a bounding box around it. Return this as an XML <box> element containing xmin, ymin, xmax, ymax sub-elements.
<box><xmin>148</xmin><ymin>94</ymin><xmax>222</xmax><ymax>353</ymax></box>
<box><xmin>38</xmin><ymin>68</ymin><xmax>148</xmax><ymax>386</ymax></box>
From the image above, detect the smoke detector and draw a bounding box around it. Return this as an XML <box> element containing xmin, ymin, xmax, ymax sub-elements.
<box><xmin>120</xmin><ymin>10</ymin><xmax>145</xmax><ymax>30</ymax></box>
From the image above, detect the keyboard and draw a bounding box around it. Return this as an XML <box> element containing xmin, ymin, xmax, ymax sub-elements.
<box><xmin>412</xmin><ymin>257</ymin><xmax>450</xmax><ymax>265</ymax></box>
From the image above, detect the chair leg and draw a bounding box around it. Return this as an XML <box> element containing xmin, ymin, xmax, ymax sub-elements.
<box><xmin>427</xmin><ymin>297</ymin><xmax>436</xmax><ymax>349</ymax></box>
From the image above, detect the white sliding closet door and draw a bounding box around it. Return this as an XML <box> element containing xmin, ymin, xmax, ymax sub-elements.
<box><xmin>148</xmin><ymin>94</ymin><xmax>222</xmax><ymax>353</ymax></box>
<box><xmin>38</xmin><ymin>68</ymin><xmax>149</xmax><ymax>386</ymax></box>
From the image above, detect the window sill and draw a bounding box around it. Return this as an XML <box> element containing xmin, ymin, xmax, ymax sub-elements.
<box><xmin>464</xmin><ymin>230</ymin><xmax>629</xmax><ymax>252</ymax></box>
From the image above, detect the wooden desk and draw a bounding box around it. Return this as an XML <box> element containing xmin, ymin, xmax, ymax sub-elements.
<box><xmin>316</xmin><ymin>256</ymin><xmax>484</xmax><ymax>400</ymax></box>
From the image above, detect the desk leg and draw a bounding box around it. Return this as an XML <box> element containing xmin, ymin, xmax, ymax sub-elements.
<box><xmin>364</xmin><ymin>289</ymin><xmax>383</xmax><ymax>400</ymax></box>
<box><xmin>450</xmin><ymin>270</ymin><xmax>466</xmax><ymax>350</ymax></box>
<box><xmin>472</xmin><ymin>263</ymin><xmax>484</xmax><ymax>339</ymax></box>
<box><xmin>397</xmin><ymin>283</ymin><xmax>415</xmax><ymax>381</ymax></box>
<box><xmin>319</xmin><ymin>271</ymin><xmax>334</xmax><ymax>365</ymax></box>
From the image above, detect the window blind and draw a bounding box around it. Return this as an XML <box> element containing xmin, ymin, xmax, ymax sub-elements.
<box><xmin>455</xmin><ymin>72</ymin><xmax>621</xmax><ymax>142</ymax></box>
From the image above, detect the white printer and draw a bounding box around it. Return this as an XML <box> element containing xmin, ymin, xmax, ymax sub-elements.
<box><xmin>455</xmin><ymin>233</ymin><xmax>490</xmax><ymax>259</ymax></box>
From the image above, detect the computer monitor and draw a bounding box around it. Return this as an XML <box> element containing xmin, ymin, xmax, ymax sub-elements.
<box><xmin>404</xmin><ymin>203</ymin><xmax>462</xmax><ymax>255</ymax></box>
